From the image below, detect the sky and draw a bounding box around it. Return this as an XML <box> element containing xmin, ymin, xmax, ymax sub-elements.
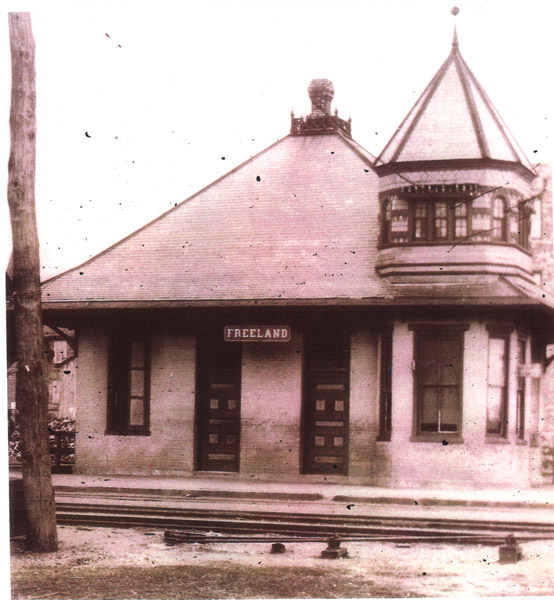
<box><xmin>0</xmin><ymin>0</ymin><xmax>553</xmax><ymax>281</ymax></box>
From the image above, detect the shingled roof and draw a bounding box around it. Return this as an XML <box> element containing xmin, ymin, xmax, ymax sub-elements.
<box><xmin>376</xmin><ymin>28</ymin><xmax>533</xmax><ymax>170</ymax></box>
<box><xmin>42</xmin><ymin>132</ymin><xmax>391</xmax><ymax>307</ymax></box>
<box><xmin>39</xmin><ymin>73</ymin><xmax>550</xmax><ymax>312</ymax></box>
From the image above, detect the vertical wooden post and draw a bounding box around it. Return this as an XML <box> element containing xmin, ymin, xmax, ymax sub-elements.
<box><xmin>7</xmin><ymin>11</ymin><xmax>58</xmax><ymax>552</ymax></box>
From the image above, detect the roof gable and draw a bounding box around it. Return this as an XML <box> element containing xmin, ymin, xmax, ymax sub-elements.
<box><xmin>376</xmin><ymin>35</ymin><xmax>532</xmax><ymax>170</ymax></box>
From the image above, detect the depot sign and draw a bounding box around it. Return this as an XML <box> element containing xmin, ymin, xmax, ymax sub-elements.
<box><xmin>224</xmin><ymin>326</ymin><xmax>291</xmax><ymax>342</ymax></box>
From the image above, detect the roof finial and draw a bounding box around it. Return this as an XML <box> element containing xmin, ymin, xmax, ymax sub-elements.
<box><xmin>451</xmin><ymin>6</ymin><xmax>460</xmax><ymax>49</ymax></box>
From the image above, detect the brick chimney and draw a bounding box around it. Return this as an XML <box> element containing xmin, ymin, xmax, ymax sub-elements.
<box><xmin>307</xmin><ymin>79</ymin><xmax>335</xmax><ymax>117</ymax></box>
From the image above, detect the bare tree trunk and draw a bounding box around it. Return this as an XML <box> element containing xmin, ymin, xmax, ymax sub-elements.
<box><xmin>8</xmin><ymin>12</ymin><xmax>58</xmax><ymax>552</ymax></box>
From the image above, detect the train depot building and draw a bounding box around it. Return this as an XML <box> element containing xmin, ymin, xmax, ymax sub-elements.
<box><xmin>39</xmin><ymin>30</ymin><xmax>554</xmax><ymax>489</ymax></box>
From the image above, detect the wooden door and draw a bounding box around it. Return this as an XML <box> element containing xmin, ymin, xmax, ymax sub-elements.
<box><xmin>302</xmin><ymin>330</ymin><xmax>350</xmax><ymax>474</ymax></box>
<box><xmin>196</xmin><ymin>337</ymin><xmax>242</xmax><ymax>472</ymax></box>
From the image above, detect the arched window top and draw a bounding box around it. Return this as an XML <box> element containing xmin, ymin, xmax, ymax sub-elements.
<box><xmin>493</xmin><ymin>196</ymin><xmax>507</xmax><ymax>217</ymax></box>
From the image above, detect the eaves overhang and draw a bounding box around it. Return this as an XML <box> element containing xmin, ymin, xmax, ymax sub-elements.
<box><xmin>374</xmin><ymin>158</ymin><xmax>536</xmax><ymax>182</ymax></box>
<box><xmin>38</xmin><ymin>296</ymin><xmax>554</xmax><ymax>311</ymax></box>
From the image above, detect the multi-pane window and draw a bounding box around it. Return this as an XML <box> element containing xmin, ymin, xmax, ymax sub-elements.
<box><xmin>413</xmin><ymin>201</ymin><xmax>428</xmax><ymax>240</ymax></box>
<box><xmin>107</xmin><ymin>333</ymin><xmax>151</xmax><ymax>435</ymax></box>
<box><xmin>486</xmin><ymin>334</ymin><xmax>509</xmax><ymax>437</ymax></box>
<box><xmin>454</xmin><ymin>202</ymin><xmax>468</xmax><ymax>238</ymax></box>
<box><xmin>518</xmin><ymin>204</ymin><xmax>532</xmax><ymax>250</ymax></box>
<box><xmin>491</xmin><ymin>197</ymin><xmax>507</xmax><ymax>241</ymax></box>
<box><xmin>382</xmin><ymin>199</ymin><xmax>391</xmax><ymax>244</ymax></box>
<box><xmin>516</xmin><ymin>338</ymin><xmax>527</xmax><ymax>440</ymax></box>
<box><xmin>380</xmin><ymin>191</ymin><xmax>530</xmax><ymax>248</ymax></box>
<box><xmin>412</xmin><ymin>326</ymin><xmax>465</xmax><ymax>439</ymax></box>
<box><xmin>397</xmin><ymin>199</ymin><xmax>471</xmax><ymax>242</ymax></box>
<box><xmin>434</xmin><ymin>201</ymin><xmax>449</xmax><ymax>240</ymax></box>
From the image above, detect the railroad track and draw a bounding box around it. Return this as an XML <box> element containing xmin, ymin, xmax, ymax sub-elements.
<box><xmin>55</xmin><ymin>498</ymin><xmax>554</xmax><ymax>545</ymax></box>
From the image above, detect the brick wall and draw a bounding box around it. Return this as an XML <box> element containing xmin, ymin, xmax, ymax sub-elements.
<box><xmin>240</xmin><ymin>333</ymin><xmax>303</xmax><ymax>477</ymax></box>
<box><xmin>382</xmin><ymin>320</ymin><xmax>538</xmax><ymax>488</ymax></box>
<box><xmin>349</xmin><ymin>330</ymin><xmax>379</xmax><ymax>480</ymax></box>
<box><xmin>75</xmin><ymin>326</ymin><xmax>196</xmax><ymax>475</ymax></box>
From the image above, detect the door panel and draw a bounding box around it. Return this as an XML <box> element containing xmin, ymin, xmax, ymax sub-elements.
<box><xmin>303</xmin><ymin>331</ymin><xmax>350</xmax><ymax>474</ymax></box>
<box><xmin>196</xmin><ymin>338</ymin><xmax>241</xmax><ymax>472</ymax></box>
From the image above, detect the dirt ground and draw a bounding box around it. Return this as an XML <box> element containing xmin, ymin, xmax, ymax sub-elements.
<box><xmin>10</xmin><ymin>525</ymin><xmax>554</xmax><ymax>598</ymax></box>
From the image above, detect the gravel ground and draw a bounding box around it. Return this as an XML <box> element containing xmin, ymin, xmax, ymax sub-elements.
<box><xmin>11</xmin><ymin>525</ymin><xmax>554</xmax><ymax>598</ymax></box>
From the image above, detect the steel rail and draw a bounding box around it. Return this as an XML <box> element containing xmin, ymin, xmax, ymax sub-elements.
<box><xmin>55</xmin><ymin>500</ymin><xmax>554</xmax><ymax>546</ymax></box>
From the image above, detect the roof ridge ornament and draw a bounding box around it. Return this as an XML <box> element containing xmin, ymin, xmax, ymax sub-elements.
<box><xmin>290</xmin><ymin>79</ymin><xmax>352</xmax><ymax>138</ymax></box>
<box><xmin>451</xmin><ymin>6</ymin><xmax>460</xmax><ymax>50</ymax></box>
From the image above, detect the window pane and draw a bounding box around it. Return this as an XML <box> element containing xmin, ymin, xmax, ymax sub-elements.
<box><xmin>491</xmin><ymin>219</ymin><xmax>504</xmax><ymax>239</ymax></box>
<box><xmin>419</xmin><ymin>339</ymin><xmax>440</xmax><ymax>385</ymax></box>
<box><xmin>440</xmin><ymin>387</ymin><xmax>459</xmax><ymax>432</ymax></box>
<box><xmin>517</xmin><ymin>389</ymin><xmax>525</xmax><ymax>439</ymax></box>
<box><xmin>129</xmin><ymin>398</ymin><xmax>144</xmax><ymax>427</ymax></box>
<box><xmin>440</xmin><ymin>338</ymin><xmax>460</xmax><ymax>385</ymax></box>
<box><xmin>435</xmin><ymin>202</ymin><xmax>447</xmax><ymax>217</ymax></box>
<box><xmin>488</xmin><ymin>338</ymin><xmax>506</xmax><ymax>387</ymax></box>
<box><xmin>434</xmin><ymin>202</ymin><xmax>449</xmax><ymax>239</ymax></box>
<box><xmin>131</xmin><ymin>340</ymin><xmax>145</xmax><ymax>368</ymax></box>
<box><xmin>414</xmin><ymin>219</ymin><xmax>427</xmax><ymax>239</ymax></box>
<box><xmin>435</xmin><ymin>219</ymin><xmax>448</xmax><ymax>239</ymax></box>
<box><xmin>455</xmin><ymin>219</ymin><xmax>467</xmax><ymax>238</ymax></box>
<box><xmin>518</xmin><ymin>340</ymin><xmax>526</xmax><ymax>365</ymax></box>
<box><xmin>130</xmin><ymin>369</ymin><xmax>145</xmax><ymax>396</ymax></box>
<box><xmin>486</xmin><ymin>386</ymin><xmax>504</xmax><ymax>434</ymax></box>
<box><xmin>391</xmin><ymin>197</ymin><xmax>408</xmax><ymax>211</ymax></box>
<box><xmin>493</xmin><ymin>198</ymin><xmax>505</xmax><ymax>218</ymax></box>
<box><xmin>455</xmin><ymin>202</ymin><xmax>467</xmax><ymax>216</ymax></box>
<box><xmin>420</xmin><ymin>387</ymin><xmax>439</xmax><ymax>432</ymax></box>
<box><xmin>415</xmin><ymin>202</ymin><xmax>427</xmax><ymax>218</ymax></box>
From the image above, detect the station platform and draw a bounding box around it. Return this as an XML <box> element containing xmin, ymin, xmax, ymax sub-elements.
<box><xmin>50</xmin><ymin>472</ymin><xmax>554</xmax><ymax>508</ymax></box>
<box><xmin>48</xmin><ymin>472</ymin><xmax>554</xmax><ymax>512</ymax></box>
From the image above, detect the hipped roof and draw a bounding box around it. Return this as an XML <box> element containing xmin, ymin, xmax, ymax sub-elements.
<box><xmin>42</xmin><ymin>133</ymin><xmax>390</xmax><ymax>306</ymax></box>
<box><xmin>40</xmin><ymin>128</ymin><xmax>550</xmax><ymax>310</ymax></box>
<box><xmin>376</xmin><ymin>30</ymin><xmax>533</xmax><ymax>171</ymax></box>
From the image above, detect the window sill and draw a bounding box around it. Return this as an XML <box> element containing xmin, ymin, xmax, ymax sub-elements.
<box><xmin>516</xmin><ymin>438</ymin><xmax>528</xmax><ymax>446</ymax></box>
<box><xmin>409</xmin><ymin>435</ymin><xmax>464</xmax><ymax>444</ymax></box>
<box><xmin>485</xmin><ymin>437</ymin><xmax>510</xmax><ymax>445</ymax></box>
<box><xmin>378</xmin><ymin>240</ymin><xmax>532</xmax><ymax>256</ymax></box>
<box><xmin>375</xmin><ymin>435</ymin><xmax>391</xmax><ymax>442</ymax></box>
<box><xmin>105</xmin><ymin>429</ymin><xmax>151</xmax><ymax>437</ymax></box>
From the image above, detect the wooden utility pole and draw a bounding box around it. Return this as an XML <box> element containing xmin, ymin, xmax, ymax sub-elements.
<box><xmin>7</xmin><ymin>12</ymin><xmax>58</xmax><ymax>552</ymax></box>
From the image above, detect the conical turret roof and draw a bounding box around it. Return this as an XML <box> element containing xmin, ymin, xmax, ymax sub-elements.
<box><xmin>376</xmin><ymin>28</ymin><xmax>533</xmax><ymax>171</ymax></box>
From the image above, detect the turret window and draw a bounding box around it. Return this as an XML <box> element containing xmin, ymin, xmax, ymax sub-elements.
<box><xmin>434</xmin><ymin>201</ymin><xmax>449</xmax><ymax>239</ymax></box>
<box><xmin>406</xmin><ymin>199</ymin><xmax>469</xmax><ymax>242</ymax></box>
<box><xmin>382</xmin><ymin>198</ymin><xmax>392</xmax><ymax>244</ymax></box>
<box><xmin>491</xmin><ymin>197</ymin><xmax>507</xmax><ymax>241</ymax></box>
<box><xmin>413</xmin><ymin>201</ymin><xmax>428</xmax><ymax>240</ymax></box>
<box><xmin>380</xmin><ymin>188</ymin><xmax>531</xmax><ymax>250</ymax></box>
<box><xmin>518</xmin><ymin>203</ymin><xmax>531</xmax><ymax>250</ymax></box>
<box><xmin>454</xmin><ymin>202</ymin><xmax>468</xmax><ymax>237</ymax></box>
